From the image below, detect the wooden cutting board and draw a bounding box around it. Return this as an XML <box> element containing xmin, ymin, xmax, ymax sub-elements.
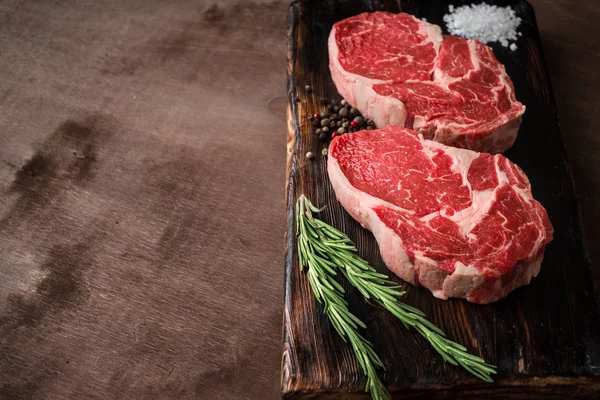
<box><xmin>282</xmin><ymin>0</ymin><xmax>600</xmax><ymax>398</ymax></box>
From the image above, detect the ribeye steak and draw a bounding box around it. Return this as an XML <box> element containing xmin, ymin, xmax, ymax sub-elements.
<box><xmin>328</xmin><ymin>126</ymin><xmax>553</xmax><ymax>303</ymax></box>
<box><xmin>329</xmin><ymin>12</ymin><xmax>526</xmax><ymax>153</ymax></box>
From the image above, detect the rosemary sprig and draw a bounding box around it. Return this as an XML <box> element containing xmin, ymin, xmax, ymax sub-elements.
<box><xmin>296</xmin><ymin>195</ymin><xmax>390</xmax><ymax>400</ymax></box>
<box><xmin>296</xmin><ymin>195</ymin><xmax>497</xmax><ymax>392</ymax></box>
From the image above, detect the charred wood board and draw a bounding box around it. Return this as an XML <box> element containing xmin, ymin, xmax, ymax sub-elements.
<box><xmin>282</xmin><ymin>0</ymin><xmax>600</xmax><ymax>398</ymax></box>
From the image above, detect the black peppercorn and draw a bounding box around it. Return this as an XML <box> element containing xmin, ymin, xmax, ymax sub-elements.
<box><xmin>320</xmin><ymin>118</ymin><xmax>330</xmax><ymax>127</ymax></box>
<box><xmin>319</xmin><ymin>132</ymin><xmax>328</xmax><ymax>141</ymax></box>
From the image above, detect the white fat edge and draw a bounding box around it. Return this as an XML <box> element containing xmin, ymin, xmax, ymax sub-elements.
<box><xmin>498</xmin><ymin>67</ymin><xmax>516</xmax><ymax>95</ymax></box>
<box><xmin>328</xmin><ymin>25</ymin><xmax>390</xmax><ymax>87</ymax></box>
<box><xmin>451</xmin><ymin>261</ymin><xmax>478</xmax><ymax>277</ymax></box>
<box><xmin>500</xmin><ymin>161</ymin><xmax>548</xmax><ymax>259</ymax></box>
<box><xmin>460</xmin><ymin>182</ymin><xmax>521</xmax><ymax>238</ymax></box>
<box><xmin>416</xmin><ymin>137</ymin><xmax>498</xmax><ymax>236</ymax></box>
<box><xmin>485</xmin><ymin>43</ymin><xmax>520</xmax><ymax>105</ymax></box>
<box><xmin>432</xmin><ymin>67</ymin><xmax>462</xmax><ymax>89</ymax></box>
<box><xmin>432</xmin><ymin>62</ymin><xmax>461</xmax><ymax>89</ymax></box>
<box><xmin>470</xmin><ymin>188</ymin><xmax>494</xmax><ymax>210</ymax></box>
<box><xmin>417</xmin><ymin>17</ymin><xmax>443</xmax><ymax>55</ymax></box>
<box><xmin>329</xmin><ymin>134</ymin><xmax>448</xmax><ymax>271</ymax></box>
<box><xmin>494</xmin><ymin>155</ymin><xmax>534</xmax><ymax>206</ymax></box>
<box><xmin>433</xmin><ymin>120</ymin><xmax>473</xmax><ymax>136</ymax></box>
<box><xmin>431</xmin><ymin>289</ymin><xmax>448</xmax><ymax>300</ymax></box>
<box><xmin>348</xmin><ymin>183</ymin><xmax>419</xmax><ymax>286</ymax></box>
<box><xmin>419</xmin><ymin>137</ymin><xmax>441</xmax><ymax>162</ymax></box>
<box><xmin>528</xmin><ymin>236</ymin><xmax>545</xmax><ymax>258</ymax></box>
<box><xmin>491</xmin><ymin>46</ymin><xmax>521</xmax><ymax>103</ymax></box>
<box><xmin>424</xmin><ymin>138</ymin><xmax>478</xmax><ymax>183</ymax></box>
<box><xmin>432</xmin><ymin>38</ymin><xmax>481</xmax><ymax>89</ymax></box>
<box><xmin>434</xmin><ymin>111</ymin><xmax>516</xmax><ymax>149</ymax></box>
<box><xmin>494</xmin><ymin>154</ymin><xmax>510</xmax><ymax>185</ymax></box>
<box><xmin>441</xmin><ymin>152</ymin><xmax>520</xmax><ymax>237</ymax></box>
<box><xmin>443</xmin><ymin>187</ymin><xmax>495</xmax><ymax>237</ymax></box>
<box><xmin>331</xmin><ymin>15</ymin><xmax>442</xmax><ymax>115</ymax></box>
<box><xmin>412</xmin><ymin>114</ymin><xmax>428</xmax><ymax>131</ymax></box>
<box><xmin>386</xmin><ymin>232</ymin><xmax>415</xmax><ymax>274</ymax></box>
<box><xmin>423</xmin><ymin>140</ymin><xmax>511</xmax><ymax>237</ymax></box>
<box><xmin>434</xmin><ymin>39</ymin><xmax>483</xmax><ymax>89</ymax></box>
<box><xmin>490</xmin><ymin>65</ymin><xmax>509</xmax><ymax>103</ymax></box>
<box><xmin>356</xmin><ymin>80</ymin><xmax>404</xmax><ymax>128</ymax></box>
<box><xmin>467</xmin><ymin>39</ymin><xmax>482</xmax><ymax>72</ymax></box>
<box><xmin>419</xmin><ymin>211</ymin><xmax>439</xmax><ymax>223</ymax></box>
<box><xmin>330</xmin><ymin>21</ymin><xmax>444</xmax><ymax>90</ymax></box>
<box><xmin>469</xmin><ymin>40</ymin><xmax>525</xmax><ymax>112</ymax></box>
<box><xmin>330</xmin><ymin>29</ymin><xmax>408</xmax><ymax>128</ymax></box>
<box><xmin>413</xmin><ymin>14</ymin><xmax>444</xmax><ymax>90</ymax></box>
<box><xmin>527</xmin><ymin>206</ymin><xmax>553</xmax><ymax>257</ymax></box>
<box><xmin>377</xmin><ymin>94</ymin><xmax>408</xmax><ymax>127</ymax></box>
<box><xmin>411</xmin><ymin>251</ymin><xmax>437</xmax><ymax>267</ymax></box>
<box><xmin>444</xmin><ymin>265</ymin><xmax>489</xmax><ymax>298</ymax></box>
<box><xmin>495</xmin><ymin>203</ymin><xmax>547</xmax><ymax>260</ymax></box>
<box><xmin>513</xmin><ymin>184</ymin><xmax>533</xmax><ymax>203</ymax></box>
<box><xmin>329</xmin><ymin>150</ymin><xmax>416</xmax><ymax>218</ymax></box>
<box><xmin>431</xmin><ymin>125</ymin><xmax>462</xmax><ymax>145</ymax></box>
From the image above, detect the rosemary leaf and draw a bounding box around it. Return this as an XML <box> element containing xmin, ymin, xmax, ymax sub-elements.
<box><xmin>297</xmin><ymin>195</ymin><xmax>391</xmax><ymax>400</ymax></box>
<box><xmin>296</xmin><ymin>195</ymin><xmax>497</xmax><ymax>396</ymax></box>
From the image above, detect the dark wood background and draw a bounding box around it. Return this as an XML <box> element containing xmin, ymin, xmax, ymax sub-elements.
<box><xmin>0</xmin><ymin>1</ymin><xmax>598</xmax><ymax>399</ymax></box>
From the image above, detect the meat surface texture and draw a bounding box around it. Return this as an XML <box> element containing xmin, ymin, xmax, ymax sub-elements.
<box><xmin>328</xmin><ymin>126</ymin><xmax>553</xmax><ymax>303</ymax></box>
<box><xmin>329</xmin><ymin>12</ymin><xmax>526</xmax><ymax>153</ymax></box>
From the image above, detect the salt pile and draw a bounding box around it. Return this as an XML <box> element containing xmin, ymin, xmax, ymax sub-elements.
<box><xmin>443</xmin><ymin>3</ymin><xmax>522</xmax><ymax>50</ymax></box>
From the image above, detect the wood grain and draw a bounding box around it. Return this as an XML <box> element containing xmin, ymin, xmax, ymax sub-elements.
<box><xmin>0</xmin><ymin>1</ymin><xmax>289</xmax><ymax>399</ymax></box>
<box><xmin>282</xmin><ymin>0</ymin><xmax>600</xmax><ymax>398</ymax></box>
<box><xmin>0</xmin><ymin>0</ymin><xmax>597</xmax><ymax>399</ymax></box>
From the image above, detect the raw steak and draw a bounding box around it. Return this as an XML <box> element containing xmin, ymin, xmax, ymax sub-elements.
<box><xmin>329</xmin><ymin>12</ymin><xmax>526</xmax><ymax>153</ymax></box>
<box><xmin>327</xmin><ymin>126</ymin><xmax>553</xmax><ymax>303</ymax></box>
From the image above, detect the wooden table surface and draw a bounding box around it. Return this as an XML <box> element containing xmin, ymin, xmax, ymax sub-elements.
<box><xmin>0</xmin><ymin>1</ymin><xmax>597</xmax><ymax>399</ymax></box>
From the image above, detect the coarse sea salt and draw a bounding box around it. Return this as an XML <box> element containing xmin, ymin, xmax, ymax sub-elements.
<box><xmin>444</xmin><ymin>3</ymin><xmax>521</xmax><ymax>50</ymax></box>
